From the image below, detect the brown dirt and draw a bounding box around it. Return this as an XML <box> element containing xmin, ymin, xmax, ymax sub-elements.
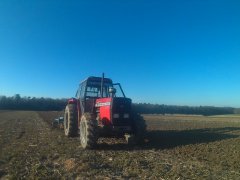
<box><xmin>0</xmin><ymin>111</ymin><xmax>240</xmax><ymax>179</ymax></box>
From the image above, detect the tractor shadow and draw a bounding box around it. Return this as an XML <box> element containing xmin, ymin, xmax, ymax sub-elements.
<box><xmin>96</xmin><ymin>127</ymin><xmax>240</xmax><ymax>151</ymax></box>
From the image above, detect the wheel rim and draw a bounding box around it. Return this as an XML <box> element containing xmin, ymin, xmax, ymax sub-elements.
<box><xmin>80</xmin><ymin>121</ymin><xmax>87</xmax><ymax>146</ymax></box>
<box><xmin>65</xmin><ymin>112</ymin><xmax>69</xmax><ymax>135</ymax></box>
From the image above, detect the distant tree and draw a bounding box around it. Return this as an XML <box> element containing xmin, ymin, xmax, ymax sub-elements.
<box><xmin>14</xmin><ymin>94</ymin><xmax>21</xmax><ymax>101</ymax></box>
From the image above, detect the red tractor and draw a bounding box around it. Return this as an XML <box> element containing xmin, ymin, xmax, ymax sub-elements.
<box><xmin>64</xmin><ymin>74</ymin><xmax>146</xmax><ymax>149</ymax></box>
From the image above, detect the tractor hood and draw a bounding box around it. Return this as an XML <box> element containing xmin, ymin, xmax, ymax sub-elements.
<box><xmin>96</xmin><ymin>97</ymin><xmax>132</xmax><ymax>126</ymax></box>
<box><xmin>111</xmin><ymin>97</ymin><xmax>132</xmax><ymax>113</ymax></box>
<box><xmin>95</xmin><ymin>97</ymin><xmax>132</xmax><ymax>108</ymax></box>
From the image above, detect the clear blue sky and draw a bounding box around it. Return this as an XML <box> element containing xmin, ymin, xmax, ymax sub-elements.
<box><xmin>0</xmin><ymin>0</ymin><xmax>240</xmax><ymax>107</ymax></box>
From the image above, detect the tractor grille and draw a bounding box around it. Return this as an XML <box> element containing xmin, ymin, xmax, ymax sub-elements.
<box><xmin>111</xmin><ymin>97</ymin><xmax>132</xmax><ymax>126</ymax></box>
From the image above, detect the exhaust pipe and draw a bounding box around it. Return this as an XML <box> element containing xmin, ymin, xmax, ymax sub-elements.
<box><xmin>101</xmin><ymin>73</ymin><xmax>104</xmax><ymax>98</ymax></box>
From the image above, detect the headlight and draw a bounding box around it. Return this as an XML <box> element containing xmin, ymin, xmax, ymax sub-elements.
<box><xmin>113</xmin><ymin>114</ymin><xmax>119</xmax><ymax>118</ymax></box>
<box><xmin>123</xmin><ymin>114</ymin><xmax>129</xmax><ymax>118</ymax></box>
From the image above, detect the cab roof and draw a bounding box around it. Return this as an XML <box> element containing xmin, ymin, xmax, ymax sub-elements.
<box><xmin>80</xmin><ymin>76</ymin><xmax>113</xmax><ymax>85</ymax></box>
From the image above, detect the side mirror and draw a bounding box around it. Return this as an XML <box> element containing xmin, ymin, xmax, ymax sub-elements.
<box><xmin>109</xmin><ymin>87</ymin><xmax>116</xmax><ymax>94</ymax></box>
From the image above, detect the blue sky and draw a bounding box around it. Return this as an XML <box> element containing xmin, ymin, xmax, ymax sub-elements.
<box><xmin>0</xmin><ymin>0</ymin><xmax>240</xmax><ymax>107</ymax></box>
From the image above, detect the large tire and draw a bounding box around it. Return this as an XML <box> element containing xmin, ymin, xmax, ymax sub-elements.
<box><xmin>64</xmin><ymin>104</ymin><xmax>78</xmax><ymax>137</ymax></box>
<box><xmin>132</xmin><ymin>113</ymin><xmax>146</xmax><ymax>144</ymax></box>
<box><xmin>80</xmin><ymin>113</ymin><xmax>98</xmax><ymax>149</ymax></box>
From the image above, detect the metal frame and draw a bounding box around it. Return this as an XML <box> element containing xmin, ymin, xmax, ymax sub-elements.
<box><xmin>113</xmin><ymin>83</ymin><xmax>126</xmax><ymax>98</ymax></box>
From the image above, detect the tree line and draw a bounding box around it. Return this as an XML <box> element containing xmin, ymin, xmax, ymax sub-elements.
<box><xmin>0</xmin><ymin>94</ymin><xmax>235</xmax><ymax>116</ymax></box>
<box><xmin>0</xmin><ymin>94</ymin><xmax>66</xmax><ymax>111</ymax></box>
<box><xmin>132</xmin><ymin>103</ymin><xmax>234</xmax><ymax>116</ymax></box>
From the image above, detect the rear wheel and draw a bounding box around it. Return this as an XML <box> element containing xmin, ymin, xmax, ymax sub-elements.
<box><xmin>64</xmin><ymin>104</ymin><xmax>78</xmax><ymax>137</ymax></box>
<box><xmin>132</xmin><ymin>113</ymin><xmax>146</xmax><ymax>144</ymax></box>
<box><xmin>80</xmin><ymin>113</ymin><xmax>98</xmax><ymax>149</ymax></box>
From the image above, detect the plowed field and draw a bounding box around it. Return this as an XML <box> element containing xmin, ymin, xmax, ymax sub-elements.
<box><xmin>0</xmin><ymin>111</ymin><xmax>240</xmax><ymax>179</ymax></box>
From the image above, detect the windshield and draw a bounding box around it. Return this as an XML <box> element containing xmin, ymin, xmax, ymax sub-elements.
<box><xmin>84</xmin><ymin>82</ymin><xmax>126</xmax><ymax>98</ymax></box>
<box><xmin>85</xmin><ymin>82</ymin><xmax>113</xmax><ymax>98</ymax></box>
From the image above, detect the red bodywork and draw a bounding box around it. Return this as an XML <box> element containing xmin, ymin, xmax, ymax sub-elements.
<box><xmin>68</xmin><ymin>97</ymin><xmax>113</xmax><ymax>127</ymax></box>
<box><xmin>96</xmin><ymin>98</ymin><xmax>112</xmax><ymax>126</ymax></box>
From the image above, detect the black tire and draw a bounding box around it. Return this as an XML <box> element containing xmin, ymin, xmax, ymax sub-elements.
<box><xmin>132</xmin><ymin>113</ymin><xmax>146</xmax><ymax>144</ymax></box>
<box><xmin>80</xmin><ymin>113</ymin><xmax>98</xmax><ymax>149</ymax></box>
<box><xmin>64</xmin><ymin>104</ymin><xmax>78</xmax><ymax>137</ymax></box>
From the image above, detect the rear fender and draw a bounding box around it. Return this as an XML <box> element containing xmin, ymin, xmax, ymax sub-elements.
<box><xmin>68</xmin><ymin>98</ymin><xmax>77</xmax><ymax>104</ymax></box>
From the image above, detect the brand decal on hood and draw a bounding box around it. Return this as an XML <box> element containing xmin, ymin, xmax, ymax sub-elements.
<box><xmin>95</xmin><ymin>102</ymin><xmax>111</xmax><ymax>107</ymax></box>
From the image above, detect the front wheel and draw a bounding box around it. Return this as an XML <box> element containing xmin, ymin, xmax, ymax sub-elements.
<box><xmin>80</xmin><ymin>113</ymin><xmax>98</xmax><ymax>149</ymax></box>
<box><xmin>132</xmin><ymin>113</ymin><xmax>146</xmax><ymax>144</ymax></box>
